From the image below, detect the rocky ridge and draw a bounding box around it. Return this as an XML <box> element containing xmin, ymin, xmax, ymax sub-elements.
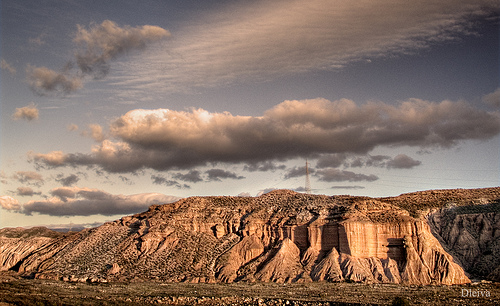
<box><xmin>1</xmin><ymin>188</ymin><xmax>499</xmax><ymax>285</ymax></box>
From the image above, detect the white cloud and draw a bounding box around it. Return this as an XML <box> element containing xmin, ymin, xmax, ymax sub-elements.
<box><xmin>115</xmin><ymin>0</ymin><xmax>498</xmax><ymax>93</ymax></box>
<box><xmin>12</xmin><ymin>104</ymin><xmax>39</xmax><ymax>121</ymax></box>
<box><xmin>0</xmin><ymin>196</ymin><xmax>20</xmax><ymax>211</ymax></box>
<box><xmin>26</xmin><ymin>65</ymin><xmax>83</xmax><ymax>95</ymax></box>
<box><xmin>31</xmin><ymin>151</ymin><xmax>66</xmax><ymax>167</ymax></box>
<box><xmin>13</xmin><ymin>171</ymin><xmax>44</xmax><ymax>186</ymax></box>
<box><xmin>81</xmin><ymin>124</ymin><xmax>106</xmax><ymax>142</ymax></box>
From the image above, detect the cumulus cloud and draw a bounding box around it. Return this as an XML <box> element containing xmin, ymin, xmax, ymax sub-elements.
<box><xmin>483</xmin><ymin>88</ymin><xmax>500</xmax><ymax>107</ymax></box>
<box><xmin>31</xmin><ymin>151</ymin><xmax>67</xmax><ymax>167</ymax></box>
<box><xmin>12</xmin><ymin>187</ymin><xmax>179</xmax><ymax>216</ymax></box>
<box><xmin>13</xmin><ymin>171</ymin><xmax>44</xmax><ymax>186</ymax></box>
<box><xmin>32</xmin><ymin>99</ymin><xmax>500</xmax><ymax>172</ymax></box>
<box><xmin>81</xmin><ymin>124</ymin><xmax>106</xmax><ymax>142</ymax></box>
<box><xmin>1</xmin><ymin>59</ymin><xmax>16</xmax><ymax>75</ymax></box>
<box><xmin>12</xmin><ymin>103</ymin><xmax>39</xmax><ymax>121</ymax></box>
<box><xmin>0</xmin><ymin>196</ymin><xmax>20</xmax><ymax>211</ymax></box>
<box><xmin>206</xmin><ymin>169</ymin><xmax>245</xmax><ymax>181</ymax></box>
<box><xmin>31</xmin><ymin>97</ymin><xmax>500</xmax><ymax>174</ymax></box>
<box><xmin>118</xmin><ymin>0</ymin><xmax>498</xmax><ymax>94</ymax></box>
<box><xmin>316</xmin><ymin>169</ymin><xmax>379</xmax><ymax>182</ymax></box>
<box><xmin>50</xmin><ymin>186</ymin><xmax>78</xmax><ymax>202</ymax></box>
<box><xmin>26</xmin><ymin>65</ymin><xmax>83</xmax><ymax>95</ymax></box>
<box><xmin>15</xmin><ymin>186</ymin><xmax>41</xmax><ymax>196</ymax></box>
<box><xmin>27</xmin><ymin>20</ymin><xmax>169</xmax><ymax>95</ymax></box>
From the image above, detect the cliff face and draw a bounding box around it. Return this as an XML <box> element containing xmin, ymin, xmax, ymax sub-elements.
<box><xmin>0</xmin><ymin>189</ymin><xmax>479</xmax><ymax>285</ymax></box>
<box><xmin>427</xmin><ymin>201</ymin><xmax>500</xmax><ymax>281</ymax></box>
<box><xmin>0</xmin><ymin>227</ymin><xmax>63</xmax><ymax>272</ymax></box>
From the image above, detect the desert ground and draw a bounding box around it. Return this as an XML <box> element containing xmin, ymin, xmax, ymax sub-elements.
<box><xmin>0</xmin><ymin>272</ymin><xmax>498</xmax><ymax>305</ymax></box>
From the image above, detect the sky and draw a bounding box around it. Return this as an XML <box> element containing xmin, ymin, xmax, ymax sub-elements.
<box><xmin>1</xmin><ymin>0</ymin><xmax>499</xmax><ymax>229</ymax></box>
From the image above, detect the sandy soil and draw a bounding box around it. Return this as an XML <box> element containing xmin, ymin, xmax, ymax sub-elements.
<box><xmin>0</xmin><ymin>272</ymin><xmax>498</xmax><ymax>305</ymax></box>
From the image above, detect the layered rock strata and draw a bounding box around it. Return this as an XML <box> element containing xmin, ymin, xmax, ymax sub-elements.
<box><xmin>427</xmin><ymin>200</ymin><xmax>500</xmax><ymax>281</ymax></box>
<box><xmin>0</xmin><ymin>189</ymin><xmax>477</xmax><ymax>285</ymax></box>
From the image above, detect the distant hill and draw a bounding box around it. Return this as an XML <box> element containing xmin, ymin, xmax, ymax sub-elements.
<box><xmin>0</xmin><ymin>226</ymin><xmax>63</xmax><ymax>239</ymax></box>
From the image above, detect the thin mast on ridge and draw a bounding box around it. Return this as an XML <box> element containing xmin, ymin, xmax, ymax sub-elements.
<box><xmin>305</xmin><ymin>159</ymin><xmax>312</xmax><ymax>194</ymax></box>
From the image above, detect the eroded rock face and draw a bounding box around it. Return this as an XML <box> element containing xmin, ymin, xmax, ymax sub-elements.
<box><xmin>427</xmin><ymin>201</ymin><xmax>500</xmax><ymax>281</ymax></box>
<box><xmin>0</xmin><ymin>189</ymin><xmax>485</xmax><ymax>285</ymax></box>
<box><xmin>0</xmin><ymin>237</ymin><xmax>53</xmax><ymax>271</ymax></box>
<box><xmin>0</xmin><ymin>227</ymin><xmax>64</xmax><ymax>272</ymax></box>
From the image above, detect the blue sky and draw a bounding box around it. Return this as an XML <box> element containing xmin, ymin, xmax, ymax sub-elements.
<box><xmin>1</xmin><ymin>0</ymin><xmax>499</xmax><ymax>228</ymax></box>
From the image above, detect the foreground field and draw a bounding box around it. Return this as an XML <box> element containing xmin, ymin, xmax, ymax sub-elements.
<box><xmin>0</xmin><ymin>273</ymin><xmax>498</xmax><ymax>305</ymax></box>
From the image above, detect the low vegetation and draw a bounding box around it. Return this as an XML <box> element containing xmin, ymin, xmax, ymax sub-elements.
<box><xmin>0</xmin><ymin>274</ymin><xmax>498</xmax><ymax>305</ymax></box>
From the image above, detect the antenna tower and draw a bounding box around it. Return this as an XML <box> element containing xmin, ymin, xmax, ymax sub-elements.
<box><xmin>305</xmin><ymin>160</ymin><xmax>312</xmax><ymax>194</ymax></box>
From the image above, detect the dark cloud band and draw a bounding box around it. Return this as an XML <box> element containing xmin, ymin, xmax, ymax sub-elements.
<box><xmin>4</xmin><ymin>187</ymin><xmax>179</xmax><ymax>216</ymax></box>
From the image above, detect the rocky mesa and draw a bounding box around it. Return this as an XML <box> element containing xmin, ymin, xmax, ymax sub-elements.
<box><xmin>1</xmin><ymin>187</ymin><xmax>499</xmax><ymax>285</ymax></box>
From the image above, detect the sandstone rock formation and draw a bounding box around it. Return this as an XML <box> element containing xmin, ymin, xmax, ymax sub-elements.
<box><xmin>2</xmin><ymin>188</ymin><xmax>495</xmax><ymax>285</ymax></box>
<box><xmin>427</xmin><ymin>199</ymin><xmax>500</xmax><ymax>281</ymax></box>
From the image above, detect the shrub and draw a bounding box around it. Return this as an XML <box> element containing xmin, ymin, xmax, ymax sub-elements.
<box><xmin>391</xmin><ymin>296</ymin><xmax>410</xmax><ymax>306</ymax></box>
